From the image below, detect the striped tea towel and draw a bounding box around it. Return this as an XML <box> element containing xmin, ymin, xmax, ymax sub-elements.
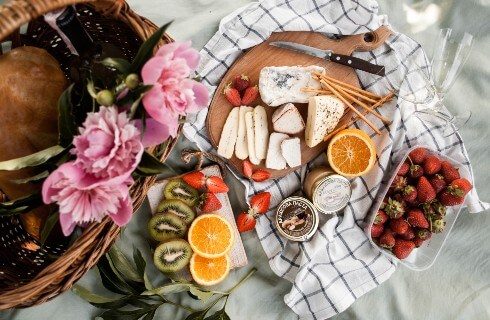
<box><xmin>182</xmin><ymin>0</ymin><xmax>490</xmax><ymax>318</ymax></box>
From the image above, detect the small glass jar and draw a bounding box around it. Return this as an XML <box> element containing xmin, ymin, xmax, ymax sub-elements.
<box><xmin>275</xmin><ymin>196</ymin><xmax>319</xmax><ymax>242</ymax></box>
<box><xmin>304</xmin><ymin>166</ymin><xmax>351</xmax><ymax>215</ymax></box>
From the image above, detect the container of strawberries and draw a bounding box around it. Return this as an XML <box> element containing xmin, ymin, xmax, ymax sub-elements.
<box><xmin>366</xmin><ymin>146</ymin><xmax>473</xmax><ymax>270</ymax></box>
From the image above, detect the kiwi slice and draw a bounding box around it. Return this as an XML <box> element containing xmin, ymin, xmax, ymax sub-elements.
<box><xmin>157</xmin><ymin>199</ymin><xmax>195</xmax><ymax>225</ymax></box>
<box><xmin>163</xmin><ymin>179</ymin><xmax>199</xmax><ymax>207</ymax></box>
<box><xmin>153</xmin><ymin>239</ymin><xmax>193</xmax><ymax>273</ymax></box>
<box><xmin>148</xmin><ymin>213</ymin><xmax>187</xmax><ymax>242</ymax></box>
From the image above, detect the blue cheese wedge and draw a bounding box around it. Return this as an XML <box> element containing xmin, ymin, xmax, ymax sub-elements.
<box><xmin>305</xmin><ymin>95</ymin><xmax>344</xmax><ymax>148</ymax></box>
<box><xmin>259</xmin><ymin>65</ymin><xmax>325</xmax><ymax>107</ymax></box>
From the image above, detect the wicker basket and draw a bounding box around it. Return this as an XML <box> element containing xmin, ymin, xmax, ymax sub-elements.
<box><xmin>0</xmin><ymin>0</ymin><xmax>178</xmax><ymax>309</ymax></box>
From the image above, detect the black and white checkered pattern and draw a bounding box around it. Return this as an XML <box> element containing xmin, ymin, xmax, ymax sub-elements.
<box><xmin>182</xmin><ymin>0</ymin><xmax>489</xmax><ymax>318</ymax></box>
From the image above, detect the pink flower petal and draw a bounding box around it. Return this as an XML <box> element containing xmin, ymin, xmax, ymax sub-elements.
<box><xmin>134</xmin><ymin>118</ymin><xmax>171</xmax><ymax>147</ymax></box>
<box><xmin>59</xmin><ymin>212</ymin><xmax>77</xmax><ymax>236</ymax></box>
<box><xmin>109</xmin><ymin>195</ymin><xmax>133</xmax><ymax>226</ymax></box>
<box><xmin>141</xmin><ymin>56</ymin><xmax>167</xmax><ymax>84</ymax></box>
<box><xmin>189</xmin><ymin>81</ymin><xmax>210</xmax><ymax>113</ymax></box>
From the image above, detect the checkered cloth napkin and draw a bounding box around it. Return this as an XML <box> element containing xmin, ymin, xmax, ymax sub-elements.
<box><xmin>182</xmin><ymin>0</ymin><xmax>489</xmax><ymax>318</ymax></box>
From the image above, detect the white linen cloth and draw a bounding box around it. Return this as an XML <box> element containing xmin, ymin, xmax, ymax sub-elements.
<box><xmin>182</xmin><ymin>0</ymin><xmax>489</xmax><ymax>318</ymax></box>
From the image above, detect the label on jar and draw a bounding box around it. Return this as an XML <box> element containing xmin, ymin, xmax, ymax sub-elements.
<box><xmin>313</xmin><ymin>175</ymin><xmax>351</xmax><ymax>214</ymax></box>
<box><xmin>276</xmin><ymin>197</ymin><xmax>318</xmax><ymax>241</ymax></box>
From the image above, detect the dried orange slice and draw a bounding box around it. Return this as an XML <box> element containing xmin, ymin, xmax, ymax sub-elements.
<box><xmin>188</xmin><ymin>214</ymin><xmax>234</xmax><ymax>258</ymax></box>
<box><xmin>190</xmin><ymin>253</ymin><xmax>230</xmax><ymax>286</ymax></box>
<box><xmin>327</xmin><ymin>128</ymin><xmax>376</xmax><ymax>177</ymax></box>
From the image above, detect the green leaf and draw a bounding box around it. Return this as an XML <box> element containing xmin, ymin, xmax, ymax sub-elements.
<box><xmin>102</xmin><ymin>57</ymin><xmax>131</xmax><ymax>74</ymax></box>
<box><xmin>141</xmin><ymin>283</ymin><xmax>192</xmax><ymax>296</ymax></box>
<box><xmin>58</xmin><ymin>84</ymin><xmax>77</xmax><ymax>147</ymax></box>
<box><xmin>97</xmin><ymin>256</ymin><xmax>134</xmax><ymax>295</ymax></box>
<box><xmin>204</xmin><ymin>309</ymin><xmax>230</xmax><ymax>320</ymax></box>
<box><xmin>185</xmin><ymin>311</ymin><xmax>206</xmax><ymax>320</ymax></box>
<box><xmin>97</xmin><ymin>308</ymin><xmax>155</xmax><ymax>320</ymax></box>
<box><xmin>143</xmin><ymin>309</ymin><xmax>156</xmax><ymax>320</ymax></box>
<box><xmin>144</xmin><ymin>272</ymin><xmax>154</xmax><ymax>291</ymax></box>
<box><xmin>133</xmin><ymin>246</ymin><xmax>146</xmax><ymax>277</ymax></box>
<box><xmin>40</xmin><ymin>211</ymin><xmax>59</xmax><ymax>245</ymax></box>
<box><xmin>0</xmin><ymin>145</ymin><xmax>65</xmax><ymax>171</ymax></box>
<box><xmin>72</xmin><ymin>285</ymin><xmax>119</xmax><ymax>304</ymax></box>
<box><xmin>11</xmin><ymin>170</ymin><xmax>49</xmax><ymax>184</ymax></box>
<box><xmin>130</xmin><ymin>22</ymin><xmax>172</xmax><ymax>73</ymax></box>
<box><xmin>189</xmin><ymin>286</ymin><xmax>214</xmax><ymax>302</ymax></box>
<box><xmin>90</xmin><ymin>295</ymin><xmax>132</xmax><ymax>309</ymax></box>
<box><xmin>108</xmin><ymin>246</ymin><xmax>142</xmax><ymax>283</ymax></box>
<box><xmin>135</xmin><ymin>151</ymin><xmax>174</xmax><ymax>177</ymax></box>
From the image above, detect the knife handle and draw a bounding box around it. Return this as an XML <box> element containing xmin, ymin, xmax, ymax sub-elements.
<box><xmin>328</xmin><ymin>53</ymin><xmax>385</xmax><ymax>76</ymax></box>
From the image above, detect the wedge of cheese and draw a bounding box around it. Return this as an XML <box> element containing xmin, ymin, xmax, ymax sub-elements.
<box><xmin>259</xmin><ymin>65</ymin><xmax>324</xmax><ymax>107</ymax></box>
<box><xmin>217</xmin><ymin>107</ymin><xmax>239</xmax><ymax>159</ymax></box>
<box><xmin>281</xmin><ymin>137</ymin><xmax>301</xmax><ymax>168</ymax></box>
<box><xmin>235</xmin><ymin>105</ymin><xmax>253</xmax><ymax>160</ymax></box>
<box><xmin>272</xmin><ymin>103</ymin><xmax>305</xmax><ymax>134</ymax></box>
<box><xmin>266</xmin><ymin>132</ymin><xmax>289</xmax><ymax>170</ymax></box>
<box><xmin>253</xmin><ymin>105</ymin><xmax>269</xmax><ymax>160</ymax></box>
<box><xmin>245</xmin><ymin>111</ymin><xmax>260</xmax><ymax>165</ymax></box>
<box><xmin>305</xmin><ymin>95</ymin><xmax>344</xmax><ymax>148</ymax></box>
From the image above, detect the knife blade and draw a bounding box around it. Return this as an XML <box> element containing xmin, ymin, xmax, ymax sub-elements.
<box><xmin>270</xmin><ymin>41</ymin><xmax>385</xmax><ymax>76</ymax></box>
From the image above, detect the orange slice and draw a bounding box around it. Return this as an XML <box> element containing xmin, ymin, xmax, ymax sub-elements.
<box><xmin>190</xmin><ymin>253</ymin><xmax>230</xmax><ymax>286</ymax></box>
<box><xmin>188</xmin><ymin>214</ymin><xmax>234</xmax><ymax>258</ymax></box>
<box><xmin>327</xmin><ymin>128</ymin><xmax>376</xmax><ymax>177</ymax></box>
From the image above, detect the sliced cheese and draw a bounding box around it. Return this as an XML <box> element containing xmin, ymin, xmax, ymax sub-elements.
<box><xmin>245</xmin><ymin>111</ymin><xmax>260</xmax><ymax>165</ymax></box>
<box><xmin>272</xmin><ymin>103</ymin><xmax>305</xmax><ymax>134</ymax></box>
<box><xmin>266</xmin><ymin>132</ymin><xmax>289</xmax><ymax>170</ymax></box>
<box><xmin>259</xmin><ymin>65</ymin><xmax>325</xmax><ymax>107</ymax></box>
<box><xmin>217</xmin><ymin>107</ymin><xmax>239</xmax><ymax>159</ymax></box>
<box><xmin>235</xmin><ymin>105</ymin><xmax>253</xmax><ymax>160</ymax></box>
<box><xmin>253</xmin><ymin>105</ymin><xmax>269</xmax><ymax>160</ymax></box>
<box><xmin>281</xmin><ymin>137</ymin><xmax>301</xmax><ymax>168</ymax></box>
<box><xmin>305</xmin><ymin>95</ymin><xmax>344</xmax><ymax>148</ymax></box>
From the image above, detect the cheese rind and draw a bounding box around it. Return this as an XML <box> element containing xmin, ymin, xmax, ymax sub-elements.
<box><xmin>266</xmin><ymin>132</ymin><xmax>289</xmax><ymax>170</ymax></box>
<box><xmin>305</xmin><ymin>95</ymin><xmax>344</xmax><ymax>148</ymax></box>
<box><xmin>235</xmin><ymin>106</ymin><xmax>253</xmax><ymax>160</ymax></box>
<box><xmin>259</xmin><ymin>65</ymin><xmax>324</xmax><ymax>107</ymax></box>
<box><xmin>272</xmin><ymin>103</ymin><xmax>305</xmax><ymax>134</ymax></box>
<box><xmin>281</xmin><ymin>137</ymin><xmax>301</xmax><ymax>168</ymax></box>
<box><xmin>253</xmin><ymin>105</ymin><xmax>269</xmax><ymax>160</ymax></box>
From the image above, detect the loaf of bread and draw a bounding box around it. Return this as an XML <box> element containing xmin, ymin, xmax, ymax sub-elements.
<box><xmin>0</xmin><ymin>46</ymin><xmax>67</xmax><ymax>239</ymax></box>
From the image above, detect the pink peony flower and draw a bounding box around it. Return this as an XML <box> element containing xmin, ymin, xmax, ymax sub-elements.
<box><xmin>72</xmin><ymin>106</ymin><xmax>144</xmax><ymax>184</ymax></box>
<box><xmin>141</xmin><ymin>41</ymin><xmax>209</xmax><ymax>139</ymax></box>
<box><xmin>42</xmin><ymin>162</ymin><xmax>133</xmax><ymax>236</ymax></box>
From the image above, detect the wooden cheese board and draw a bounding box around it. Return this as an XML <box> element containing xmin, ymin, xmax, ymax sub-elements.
<box><xmin>206</xmin><ymin>26</ymin><xmax>392</xmax><ymax>179</ymax></box>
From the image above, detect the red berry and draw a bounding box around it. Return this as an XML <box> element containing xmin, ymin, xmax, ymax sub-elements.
<box><xmin>251</xmin><ymin>169</ymin><xmax>271</xmax><ymax>182</ymax></box>
<box><xmin>223</xmin><ymin>84</ymin><xmax>241</xmax><ymax>107</ymax></box>
<box><xmin>407</xmin><ymin>209</ymin><xmax>429</xmax><ymax>228</ymax></box>
<box><xmin>430</xmin><ymin>174</ymin><xmax>446</xmax><ymax>194</ymax></box>
<box><xmin>417</xmin><ymin>176</ymin><xmax>436</xmax><ymax>203</ymax></box>
<box><xmin>413</xmin><ymin>237</ymin><xmax>425</xmax><ymax>247</ymax></box>
<box><xmin>397</xmin><ymin>162</ymin><xmax>410</xmax><ymax>176</ymax></box>
<box><xmin>409</xmin><ymin>164</ymin><xmax>424</xmax><ymax>179</ymax></box>
<box><xmin>402</xmin><ymin>185</ymin><xmax>417</xmax><ymax>203</ymax></box>
<box><xmin>241</xmin><ymin>85</ymin><xmax>259</xmax><ymax>105</ymax></box>
<box><xmin>236</xmin><ymin>211</ymin><xmax>256</xmax><ymax>232</ymax></box>
<box><xmin>440</xmin><ymin>161</ymin><xmax>460</xmax><ymax>183</ymax></box>
<box><xmin>249</xmin><ymin>192</ymin><xmax>271</xmax><ymax>215</ymax></box>
<box><xmin>439</xmin><ymin>189</ymin><xmax>464</xmax><ymax>206</ymax></box>
<box><xmin>390</xmin><ymin>219</ymin><xmax>409</xmax><ymax>235</ymax></box>
<box><xmin>416</xmin><ymin>228</ymin><xmax>432</xmax><ymax>240</ymax></box>
<box><xmin>232</xmin><ymin>74</ymin><xmax>250</xmax><ymax>92</ymax></box>
<box><xmin>374</xmin><ymin>210</ymin><xmax>388</xmax><ymax>225</ymax></box>
<box><xmin>243</xmin><ymin>160</ymin><xmax>253</xmax><ymax>179</ymax></box>
<box><xmin>423</xmin><ymin>155</ymin><xmax>442</xmax><ymax>175</ymax></box>
<box><xmin>390</xmin><ymin>176</ymin><xmax>407</xmax><ymax>193</ymax></box>
<box><xmin>199</xmin><ymin>192</ymin><xmax>222</xmax><ymax>213</ymax></box>
<box><xmin>182</xmin><ymin>171</ymin><xmax>206</xmax><ymax>190</ymax></box>
<box><xmin>379</xmin><ymin>232</ymin><xmax>396</xmax><ymax>249</ymax></box>
<box><xmin>371</xmin><ymin>224</ymin><xmax>384</xmax><ymax>238</ymax></box>
<box><xmin>448</xmin><ymin>178</ymin><xmax>473</xmax><ymax>196</ymax></box>
<box><xmin>393</xmin><ymin>239</ymin><xmax>415</xmax><ymax>259</ymax></box>
<box><xmin>409</xmin><ymin>148</ymin><xmax>428</xmax><ymax>164</ymax></box>
<box><xmin>206</xmin><ymin>176</ymin><xmax>229</xmax><ymax>193</ymax></box>
<box><xmin>400</xmin><ymin>227</ymin><xmax>415</xmax><ymax>240</ymax></box>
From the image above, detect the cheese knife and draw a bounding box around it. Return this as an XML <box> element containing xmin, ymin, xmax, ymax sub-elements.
<box><xmin>269</xmin><ymin>41</ymin><xmax>385</xmax><ymax>76</ymax></box>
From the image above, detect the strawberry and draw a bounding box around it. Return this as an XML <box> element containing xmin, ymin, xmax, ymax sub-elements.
<box><xmin>390</xmin><ymin>219</ymin><xmax>409</xmax><ymax>235</ymax></box>
<box><xmin>390</xmin><ymin>176</ymin><xmax>407</xmax><ymax>193</ymax></box>
<box><xmin>397</xmin><ymin>161</ymin><xmax>410</xmax><ymax>176</ymax></box>
<box><xmin>384</xmin><ymin>198</ymin><xmax>405</xmax><ymax>219</ymax></box>
<box><xmin>440</xmin><ymin>161</ymin><xmax>460</xmax><ymax>183</ymax></box>
<box><xmin>413</xmin><ymin>237</ymin><xmax>424</xmax><ymax>248</ymax></box>
<box><xmin>182</xmin><ymin>171</ymin><xmax>206</xmax><ymax>190</ymax></box>
<box><xmin>429</xmin><ymin>174</ymin><xmax>446</xmax><ymax>194</ymax></box>
<box><xmin>417</xmin><ymin>176</ymin><xmax>436</xmax><ymax>203</ymax></box>
<box><xmin>407</xmin><ymin>209</ymin><xmax>429</xmax><ymax>228</ymax></box>
<box><xmin>402</xmin><ymin>185</ymin><xmax>417</xmax><ymax>203</ymax></box>
<box><xmin>199</xmin><ymin>192</ymin><xmax>222</xmax><ymax>213</ymax></box>
<box><xmin>374</xmin><ymin>210</ymin><xmax>388</xmax><ymax>225</ymax></box>
<box><xmin>206</xmin><ymin>176</ymin><xmax>229</xmax><ymax>193</ymax></box>
<box><xmin>371</xmin><ymin>224</ymin><xmax>384</xmax><ymax>238</ymax></box>
<box><xmin>409</xmin><ymin>164</ymin><xmax>424</xmax><ymax>179</ymax></box>
<box><xmin>243</xmin><ymin>160</ymin><xmax>253</xmax><ymax>179</ymax></box>
<box><xmin>400</xmin><ymin>227</ymin><xmax>415</xmax><ymax>240</ymax></box>
<box><xmin>379</xmin><ymin>232</ymin><xmax>396</xmax><ymax>249</ymax></box>
<box><xmin>431</xmin><ymin>201</ymin><xmax>446</xmax><ymax>219</ymax></box>
<box><xmin>439</xmin><ymin>189</ymin><xmax>464</xmax><ymax>206</ymax></box>
<box><xmin>423</xmin><ymin>155</ymin><xmax>442</xmax><ymax>175</ymax></box>
<box><xmin>392</xmin><ymin>239</ymin><xmax>415</xmax><ymax>259</ymax></box>
<box><xmin>416</xmin><ymin>228</ymin><xmax>431</xmax><ymax>240</ymax></box>
<box><xmin>430</xmin><ymin>218</ymin><xmax>446</xmax><ymax>233</ymax></box>
<box><xmin>447</xmin><ymin>178</ymin><xmax>473</xmax><ymax>196</ymax></box>
<box><xmin>409</xmin><ymin>147</ymin><xmax>428</xmax><ymax>164</ymax></box>
<box><xmin>236</xmin><ymin>211</ymin><xmax>256</xmax><ymax>232</ymax></box>
<box><xmin>232</xmin><ymin>74</ymin><xmax>250</xmax><ymax>92</ymax></box>
<box><xmin>241</xmin><ymin>85</ymin><xmax>259</xmax><ymax>105</ymax></box>
<box><xmin>223</xmin><ymin>83</ymin><xmax>241</xmax><ymax>107</ymax></box>
<box><xmin>251</xmin><ymin>169</ymin><xmax>271</xmax><ymax>182</ymax></box>
<box><xmin>249</xmin><ymin>192</ymin><xmax>271</xmax><ymax>214</ymax></box>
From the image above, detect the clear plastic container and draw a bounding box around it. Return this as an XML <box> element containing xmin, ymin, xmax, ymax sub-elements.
<box><xmin>365</xmin><ymin>145</ymin><xmax>470</xmax><ymax>271</ymax></box>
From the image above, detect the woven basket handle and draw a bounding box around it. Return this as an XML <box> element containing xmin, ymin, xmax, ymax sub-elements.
<box><xmin>0</xmin><ymin>0</ymin><xmax>130</xmax><ymax>42</ymax></box>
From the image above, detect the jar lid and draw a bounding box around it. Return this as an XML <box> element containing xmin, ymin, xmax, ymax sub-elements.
<box><xmin>275</xmin><ymin>196</ymin><xmax>319</xmax><ymax>242</ymax></box>
<box><xmin>312</xmin><ymin>174</ymin><xmax>351</xmax><ymax>215</ymax></box>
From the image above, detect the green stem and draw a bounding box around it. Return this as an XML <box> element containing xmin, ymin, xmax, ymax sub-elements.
<box><xmin>164</xmin><ymin>298</ymin><xmax>196</xmax><ymax>313</ymax></box>
<box><xmin>225</xmin><ymin>267</ymin><xmax>257</xmax><ymax>294</ymax></box>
